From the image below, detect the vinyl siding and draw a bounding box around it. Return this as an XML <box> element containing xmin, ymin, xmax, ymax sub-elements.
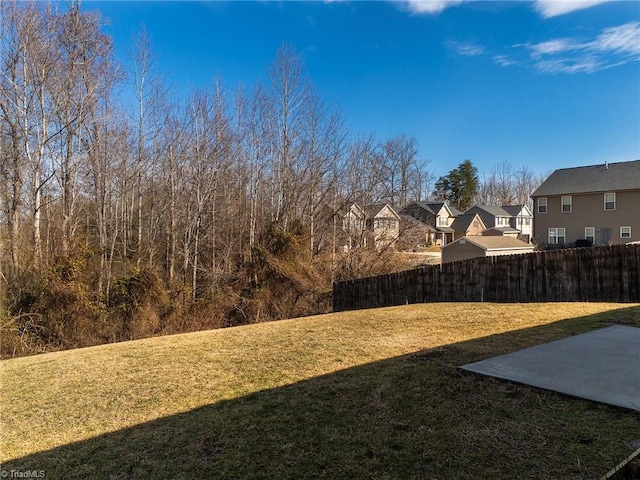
<box><xmin>533</xmin><ymin>190</ymin><xmax>640</xmax><ymax>245</ymax></box>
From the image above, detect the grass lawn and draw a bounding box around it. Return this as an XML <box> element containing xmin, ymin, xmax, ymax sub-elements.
<box><xmin>1</xmin><ymin>302</ymin><xmax>639</xmax><ymax>479</ymax></box>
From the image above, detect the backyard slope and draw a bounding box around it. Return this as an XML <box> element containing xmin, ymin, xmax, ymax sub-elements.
<box><xmin>2</xmin><ymin>303</ymin><xmax>639</xmax><ymax>479</ymax></box>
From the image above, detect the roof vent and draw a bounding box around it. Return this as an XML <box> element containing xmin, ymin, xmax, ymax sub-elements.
<box><xmin>605</xmin><ymin>161</ymin><xmax>609</xmax><ymax>170</ymax></box>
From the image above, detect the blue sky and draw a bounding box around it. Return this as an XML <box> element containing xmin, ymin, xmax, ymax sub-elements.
<box><xmin>84</xmin><ymin>0</ymin><xmax>640</xmax><ymax>177</ymax></box>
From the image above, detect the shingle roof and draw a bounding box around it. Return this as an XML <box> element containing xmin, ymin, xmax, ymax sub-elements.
<box><xmin>450</xmin><ymin>213</ymin><xmax>483</xmax><ymax>232</ymax></box>
<box><xmin>447</xmin><ymin>236</ymin><xmax>533</xmax><ymax>250</ymax></box>
<box><xmin>531</xmin><ymin>160</ymin><xmax>640</xmax><ymax>197</ymax></box>
<box><xmin>409</xmin><ymin>201</ymin><xmax>461</xmax><ymax>216</ymax></box>
<box><xmin>502</xmin><ymin>205</ymin><xmax>532</xmax><ymax>217</ymax></box>
<box><xmin>484</xmin><ymin>226</ymin><xmax>520</xmax><ymax>233</ymax></box>
<box><xmin>469</xmin><ymin>205</ymin><xmax>510</xmax><ymax>217</ymax></box>
<box><xmin>399</xmin><ymin>214</ymin><xmax>438</xmax><ymax>232</ymax></box>
<box><xmin>414</xmin><ymin>201</ymin><xmax>442</xmax><ymax>215</ymax></box>
<box><xmin>363</xmin><ymin>203</ymin><xmax>400</xmax><ymax>219</ymax></box>
<box><xmin>364</xmin><ymin>203</ymin><xmax>387</xmax><ymax>217</ymax></box>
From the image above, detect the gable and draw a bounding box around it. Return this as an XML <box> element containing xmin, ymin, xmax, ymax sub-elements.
<box><xmin>451</xmin><ymin>213</ymin><xmax>486</xmax><ymax>232</ymax></box>
<box><xmin>436</xmin><ymin>203</ymin><xmax>456</xmax><ymax>218</ymax></box>
<box><xmin>374</xmin><ymin>204</ymin><xmax>400</xmax><ymax>220</ymax></box>
<box><xmin>346</xmin><ymin>203</ymin><xmax>365</xmax><ymax>219</ymax></box>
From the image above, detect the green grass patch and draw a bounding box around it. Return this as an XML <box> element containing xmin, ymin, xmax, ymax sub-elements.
<box><xmin>1</xmin><ymin>303</ymin><xmax>639</xmax><ymax>479</ymax></box>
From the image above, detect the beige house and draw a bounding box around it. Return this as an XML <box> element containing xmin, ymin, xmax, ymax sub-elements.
<box><xmin>450</xmin><ymin>213</ymin><xmax>486</xmax><ymax>240</ymax></box>
<box><xmin>442</xmin><ymin>236</ymin><xmax>535</xmax><ymax>263</ymax></box>
<box><xmin>342</xmin><ymin>203</ymin><xmax>367</xmax><ymax>250</ymax></box>
<box><xmin>465</xmin><ymin>204</ymin><xmax>533</xmax><ymax>243</ymax></box>
<box><xmin>531</xmin><ymin>160</ymin><xmax>640</xmax><ymax>247</ymax></box>
<box><xmin>364</xmin><ymin>204</ymin><xmax>401</xmax><ymax>249</ymax></box>
<box><xmin>400</xmin><ymin>201</ymin><xmax>461</xmax><ymax>246</ymax></box>
<box><xmin>340</xmin><ymin>202</ymin><xmax>400</xmax><ymax>250</ymax></box>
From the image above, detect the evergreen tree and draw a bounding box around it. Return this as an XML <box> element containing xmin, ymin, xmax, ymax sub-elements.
<box><xmin>433</xmin><ymin>159</ymin><xmax>479</xmax><ymax>211</ymax></box>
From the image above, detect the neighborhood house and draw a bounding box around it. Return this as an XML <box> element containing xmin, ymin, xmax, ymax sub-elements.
<box><xmin>400</xmin><ymin>201</ymin><xmax>461</xmax><ymax>246</ymax></box>
<box><xmin>531</xmin><ymin>160</ymin><xmax>640</xmax><ymax>247</ymax></box>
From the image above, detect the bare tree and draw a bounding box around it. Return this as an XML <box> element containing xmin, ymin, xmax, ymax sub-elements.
<box><xmin>266</xmin><ymin>44</ymin><xmax>313</xmax><ymax>230</ymax></box>
<box><xmin>477</xmin><ymin>162</ymin><xmax>544</xmax><ymax>210</ymax></box>
<box><xmin>131</xmin><ymin>25</ymin><xmax>167</xmax><ymax>268</ymax></box>
<box><xmin>381</xmin><ymin>134</ymin><xmax>423</xmax><ymax>208</ymax></box>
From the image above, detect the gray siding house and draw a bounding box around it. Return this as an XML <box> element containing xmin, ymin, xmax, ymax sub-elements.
<box><xmin>531</xmin><ymin>160</ymin><xmax>640</xmax><ymax>247</ymax></box>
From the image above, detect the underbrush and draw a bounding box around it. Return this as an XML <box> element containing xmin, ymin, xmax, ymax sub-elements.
<box><xmin>1</xmin><ymin>225</ymin><xmax>411</xmax><ymax>358</ymax></box>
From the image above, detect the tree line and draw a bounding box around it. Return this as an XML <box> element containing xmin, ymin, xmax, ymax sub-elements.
<box><xmin>434</xmin><ymin>160</ymin><xmax>544</xmax><ymax>212</ymax></box>
<box><xmin>0</xmin><ymin>1</ymin><xmax>543</xmax><ymax>356</ymax></box>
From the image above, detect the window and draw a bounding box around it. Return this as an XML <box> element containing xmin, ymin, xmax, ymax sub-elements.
<box><xmin>604</xmin><ymin>192</ymin><xmax>616</xmax><ymax>211</ymax></box>
<box><xmin>585</xmin><ymin>227</ymin><xmax>595</xmax><ymax>244</ymax></box>
<box><xmin>561</xmin><ymin>196</ymin><xmax>572</xmax><ymax>213</ymax></box>
<box><xmin>538</xmin><ymin>197</ymin><xmax>547</xmax><ymax>214</ymax></box>
<box><xmin>525</xmin><ymin>218</ymin><xmax>531</xmax><ymax>226</ymax></box>
<box><xmin>548</xmin><ymin>228</ymin><xmax>566</xmax><ymax>244</ymax></box>
<box><xmin>437</xmin><ymin>216</ymin><xmax>448</xmax><ymax>226</ymax></box>
<box><xmin>621</xmin><ymin>226</ymin><xmax>631</xmax><ymax>239</ymax></box>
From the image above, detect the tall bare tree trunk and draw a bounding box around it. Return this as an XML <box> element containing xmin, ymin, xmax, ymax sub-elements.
<box><xmin>168</xmin><ymin>145</ymin><xmax>177</xmax><ymax>285</ymax></box>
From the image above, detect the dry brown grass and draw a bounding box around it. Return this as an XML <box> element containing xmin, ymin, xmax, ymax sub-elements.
<box><xmin>1</xmin><ymin>302</ymin><xmax>639</xmax><ymax>479</ymax></box>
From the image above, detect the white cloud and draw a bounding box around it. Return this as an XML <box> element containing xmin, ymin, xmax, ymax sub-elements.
<box><xmin>447</xmin><ymin>40</ymin><xmax>485</xmax><ymax>56</ymax></box>
<box><xmin>494</xmin><ymin>22</ymin><xmax>640</xmax><ymax>74</ymax></box>
<box><xmin>493</xmin><ymin>55</ymin><xmax>520</xmax><ymax>67</ymax></box>
<box><xmin>529</xmin><ymin>38</ymin><xmax>581</xmax><ymax>57</ymax></box>
<box><xmin>396</xmin><ymin>0</ymin><xmax>466</xmax><ymax>15</ymax></box>
<box><xmin>396</xmin><ymin>0</ymin><xmax>611</xmax><ymax>17</ymax></box>
<box><xmin>458</xmin><ymin>43</ymin><xmax>485</xmax><ymax>56</ymax></box>
<box><xmin>534</xmin><ymin>0</ymin><xmax>611</xmax><ymax>18</ymax></box>
<box><xmin>535</xmin><ymin>57</ymin><xmax>603</xmax><ymax>74</ymax></box>
<box><xmin>591</xmin><ymin>22</ymin><xmax>640</xmax><ymax>56</ymax></box>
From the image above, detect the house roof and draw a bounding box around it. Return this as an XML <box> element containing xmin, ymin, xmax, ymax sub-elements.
<box><xmin>484</xmin><ymin>226</ymin><xmax>520</xmax><ymax>233</ymax></box>
<box><xmin>341</xmin><ymin>203</ymin><xmax>366</xmax><ymax>218</ymax></box>
<box><xmin>445</xmin><ymin>236</ymin><xmax>534</xmax><ymax>251</ymax></box>
<box><xmin>468</xmin><ymin>205</ymin><xmax>511</xmax><ymax>217</ymax></box>
<box><xmin>364</xmin><ymin>203</ymin><xmax>400</xmax><ymax>219</ymax></box>
<box><xmin>502</xmin><ymin>205</ymin><xmax>532</xmax><ymax>217</ymax></box>
<box><xmin>407</xmin><ymin>201</ymin><xmax>461</xmax><ymax>217</ymax></box>
<box><xmin>450</xmin><ymin>213</ymin><xmax>484</xmax><ymax>232</ymax></box>
<box><xmin>399</xmin><ymin>214</ymin><xmax>437</xmax><ymax>232</ymax></box>
<box><xmin>467</xmin><ymin>205</ymin><xmax>511</xmax><ymax>217</ymax></box>
<box><xmin>531</xmin><ymin>160</ymin><xmax>640</xmax><ymax>197</ymax></box>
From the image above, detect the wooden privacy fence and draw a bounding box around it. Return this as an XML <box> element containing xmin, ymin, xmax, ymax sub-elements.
<box><xmin>332</xmin><ymin>244</ymin><xmax>640</xmax><ymax>312</ymax></box>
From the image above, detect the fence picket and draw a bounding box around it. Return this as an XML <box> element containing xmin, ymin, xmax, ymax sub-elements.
<box><xmin>332</xmin><ymin>244</ymin><xmax>640</xmax><ymax>311</ymax></box>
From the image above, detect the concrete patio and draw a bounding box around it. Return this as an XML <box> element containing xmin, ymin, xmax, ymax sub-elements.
<box><xmin>461</xmin><ymin>325</ymin><xmax>640</xmax><ymax>411</ymax></box>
